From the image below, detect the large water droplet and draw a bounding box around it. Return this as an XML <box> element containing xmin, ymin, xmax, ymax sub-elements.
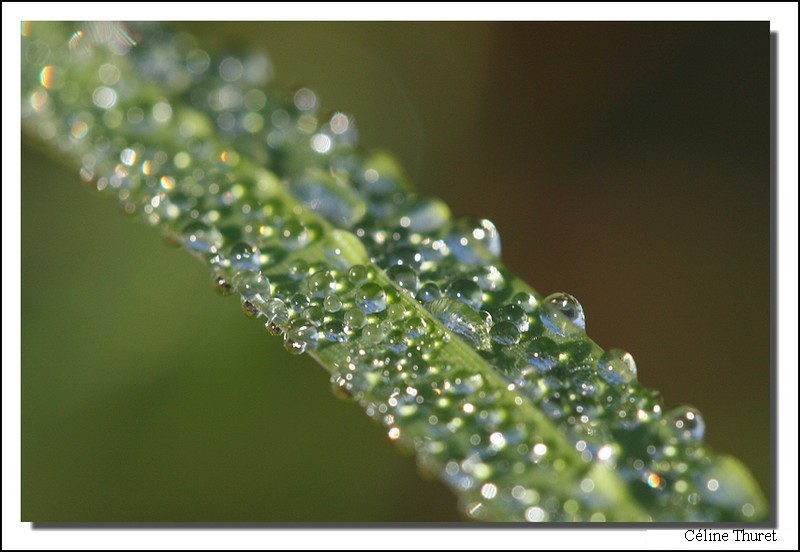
<box><xmin>355</xmin><ymin>282</ymin><xmax>387</xmax><ymax>314</ymax></box>
<box><xmin>597</xmin><ymin>348</ymin><xmax>637</xmax><ymax>385</ymax></box>
<box><xmin>445</xmin><ymin>217</ymin><xmax>501</xmax><ymax>265</ymax></box>
<box><xmin>289</xmin><ymin>168</ymin><xmax>366</xmax><ymax>227</ymax></box>
<box><xmin>446</xmin><ymin>278</ymin><xmax>483</xmax><ymax>311</ymax></box>
<box><xmin>182</xmin><ymin>221</ymin><xmax>222</xmax><ymax>254</ymax></box>
<box><xmin>666</xmin><ymin>406</ymin><xmax>705</xmax><ymax>444</ymax></box>
<box><xmin>539</xmin><ymin>292</ymin><xmax>586</xmax><ymax>337</ymax></box>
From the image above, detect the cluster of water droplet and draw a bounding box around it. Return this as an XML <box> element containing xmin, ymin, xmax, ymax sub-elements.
<box><xmin>21</xmin><ymin>21</ymin><xmax>763</xmax><ymax>522</ymax></box>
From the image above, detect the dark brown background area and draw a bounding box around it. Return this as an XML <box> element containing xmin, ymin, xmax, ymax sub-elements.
<box><xmin>22</xmin><ymin>22</ymin><xmax>770</xmax><ymax>521</ymax></box>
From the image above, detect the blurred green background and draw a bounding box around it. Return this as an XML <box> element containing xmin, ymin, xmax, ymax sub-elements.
<box><xmin>22</xmin><ymin>22</ymin><xmax>770</xmax><ymax>521</ymax></box>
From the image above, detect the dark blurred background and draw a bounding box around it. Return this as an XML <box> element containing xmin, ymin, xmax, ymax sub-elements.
<box><xmin>22</xmin><ymin>22</ymin><xmax>770</xmax><ymax>521</ymax></box>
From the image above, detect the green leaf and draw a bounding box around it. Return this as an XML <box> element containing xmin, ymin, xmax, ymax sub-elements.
<box><xmin>21</xmin><ymin>21</ymin><xmax>767</xmax><ymax>522</ymax></box>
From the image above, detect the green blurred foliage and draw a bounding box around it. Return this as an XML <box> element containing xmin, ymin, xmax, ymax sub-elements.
<box><xmin>22</xmin><ymin>22</ymin><xmax>769</xmax><ymax>521</ymax></box>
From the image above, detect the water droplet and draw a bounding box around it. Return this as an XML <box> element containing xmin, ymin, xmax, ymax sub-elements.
<box><xmin>387</xmin><ymin>246</ymin><xmax>422</xmax><ymax>272</ymax></box>
<box><xmin>428</xmin><ymin>298</ymin><xmax>489</xmax><ymax>350</ymax></box>
<box><xmin>281</xmin><ymin>219</ymin><xmax>311</xmax><ymax>250</ymax></box>
<box><xmin>666</xmin><ymin>406</ymin><xmax>705</xmax><ymax>444</ymax></box>
<box><xmin>182</xmin><ymin>221</ymin><xmax>222</xmax><ymax>254</ymax></box>
<box><xmin>539</xmin><ymin>292</ymin><xmax>586</xmax><ymax>337</ymax></box>
<box><xmin>416</xmin><ymin>282</ymin><xmax>441</xmax><ymax>303</ymax></box>
<box><xmin>362</xmin><ymin>323</ymin><xmax>385</xmax><ymax>344</ymax></box>
<box><xmin>212</xmin><ymin>273</ymin><xmax>233</xmax><ymax>295</ymax></box>
<box><xmin>512</xmin><ymin>292</ymin><xmax>538</xmax><ymax>313</ymax></box>
<box><xmin>526</xmin><ymin>336</ymin><xmax>559</xmax><ymax>372</ymax></box>
<box><xmin>304</xmin><ymin>306</ymin><xmax>325</xmax><ymax>326</ymax></box>
<box><xmin>445</xmin><ymin>217</ymin><xmax>501</xmax><ymax>265</ymax></box>
<box><xmin>446</xmin><ymin>279</ymin><xmax>483</xmax><ymax>311</ymax></box>
<box><xmin>355</xmin><ymin>282</ymin><xmax>387</xmax><ymax>314</ymax></box>
<box><xmin>354</xmin><ymin>151</ymin><xmax>409</xmax><ymax>197</ymax></box>
<box><xmin>290</xmin><ymin>293</ymin><xmax>311</xmax><ymax>314</ymax></box>
<box><xmin>307</xmin><ymin>270</ymin><xmax>336</xmax><ymax>298</ymax></box>
<box><xmin>347</xmin><ymin>264</ymin><xmax>369</xmax><ymax>285</ymax></box>
<box><xmin>395</xmin><ymin>197</ymin><xmax>450</xmax><ymax>233</ymax></box>
<box><xmin>386</xmin><ymin>303</ymin><xmax>406</xmax><ymax>320</ymax></box>
<box><xmin>323</xmin><ymin>294</ymin><xmax>343</xmax><ymax>313</ymax></box>
<box><xmin>289</xmin><ymin>168</ymin><xmax>366</xmax><ymax>227</ymax></box>
<box><xmin>344</xmin><ymin>308</ymin><xmax>367</xmax><ymax>330</ymax></box>
<box><xmin>232</xmin><ymin>270</ymin><xmax>270</xmax><ymax>310</ymax></box>
<box><xmin>284</xmin><ymin>317</ymin><xmax>318</xmax><ymax>354</ymax></box>
<box><xmin>495</xmin><ymin>304</ymin><xmax>530</xmax><ymax>333</ymax></box>
<box><xmin>473</xmin><ymin>265</ymin><xmax>504</xmax><ymax>291</ymax></box>
<box><xmin>386</xmin><ymin>265</ymin><xmax>419</xmax><ymax>292</ymax></box>
<box><xmin>330</xmin><ymin>372</ymin><xmax>354</xmax><ymax>401</ymax></box>
<box><xmin>406</xmin><ymin>317</ymin><xmax>428</xmax><ymax>338</ymax></box>
<box><xmin>321</xmin><ymin>320</ymin><xmax>348</xmax><ymax>342</ymax></box>
<box><xmin>229</xmin><ymin>242</ymin><xmax>260</xmax><ymax>271</ymax></box>
<box><xmin>264</xmin><ymin>299</ymin><xmax>289</xmax><ymax>332</ymax></box>
<box><xmin>287</xmin><ymin>259</ymin><xmax>310</xmax><ymax>280</ymax></box>
<box><xmin>491</xmin><ymin>320</ymin><xmax>520</xmax><ymax>345</ymax></box>
<box><xmin>597</xmin><ymin>348</ymin><xmax>637</xmax><ymax>385</ymax></box>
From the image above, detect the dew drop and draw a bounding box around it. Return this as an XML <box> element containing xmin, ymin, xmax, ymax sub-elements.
<box><xmin>284</xmin><ymin>317</ymin><xmax>318</xmax><ymax>354</ymax></box>
<box><xmin>597</xmin><ymin>348</ymin><xmax>637</xmax><ymax>385</ymax></box>
<box><xmin>395</xmin><ymin>197</ymin><xmax>451</xmax><ymax>233</ymax></box>
<box><xmin>321</xmin><ymin>320</ymin><xmax>348</xmax><ymax>343</ymax></box>
<box><xmin>526</xmin><ymin>336</ymin><xmax>559</xmax><ymax>373</ymax></box>
<box><xmin>355</xmin><ymin>282</ymin><xmax>387</xmax><ymax>314</ymax></box>
<box><xmin>344</xmin><ymin>308</ymin><xmax>367</xmax><ymax>330</ymax></box>
<box><xmin>473</xmin><ymin>265</ymin><xmax>505</xmax><ymax>291</ymax></box>
<box><xmin>666</xmin><ymin>406</ymin><xmax>705</xmax><ymax>444</ymax></box>
<box><xmin>330</xmin><ymin>372</ymin><xmax>354</xmax><ymax>401</ymax></box>
<box><xmin>347</xmin><ymin>264</ymin><xmax>369</xmax><ymax>285</ymax></box>
<box><xmin>491</xmin><ymin>320</ymin><xmax>520</xmax><ymax>345</ymax></box>
<box><xmin>323</xmin><ymin>294</ymin><xmax>343</xmax><ymax>313</ymax></box>
<box><xmin>512</xmin><ymin>292</ymin><xmax>538</xmax><ymax>313</ymax></box>
<box><xmin>446</xmin><ymin>278</ymin><xmax>483</xmax><ymax>311</ymax></box>
<box><xmin>289</xmin><ymin>168</ymin><xmax>366</xmax><ymax>227</ymax></box>
<box><xmin>445</xmin><ymin>217</ymin><xmax>501</xmax><ymax>265</ymax></box>
<box><xmin>362</xmin><ymin>323</ymin><xmax>386</xmax><ymax>344</ymax></box>
<box><xmin>539</xmin><ymin>292</ymin><xmax>586</xmax><ymax>337</ymax></box>
<box><xmin>232</xmin><ymin>270</ymin><xmax>270</xmax><ymax>311</ymax></box>
<box><xmin>182</xmin><ymin>221</ymin><xmax>222</xmax><ymax>254</ymax></box>
<box><xmin>229</xmin><ymin>242</ymin><xmax>260</xmax><ymax>271</ymax></box>
<box><xmin>212</xmin><ymin>273</ymin><xmax>233</xmax><ymax>295</ymax></box>
<box><xmin>416</xmin><ymin>282</ymin><xmax>441</xmax><ymax>303</ymax></box>
<box><xmin>406</xmin><ymin>317</ymin><xmax>428</xmax><ymax>338</ymax></box>
<box><xmin>428</xmin><ymin>298</ymin><xmax>489</xmax><ymax>350</ymax></box>
<box><xmin>386</xmin><ymin>265</ymin><xmax>419</xmax><ymax>292</ymax></box>
<box><xmin>281</xmin><ymin>219</ymin><xmax>311</xmax><ymax>250</ymax></box>
<box><xmin>307</xmin><ymin>270</ymin><xmax>336</xmax><ymax>298</ymax></box>
<box><xmin>290</xmin><ymin>293</ymin><xmax>311</xmax><ymax>314</ymax></box>
<box><xmin>495</xmin><ymin>304</ymin><xmax>530</xmax><ymax>333</ymax></box>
